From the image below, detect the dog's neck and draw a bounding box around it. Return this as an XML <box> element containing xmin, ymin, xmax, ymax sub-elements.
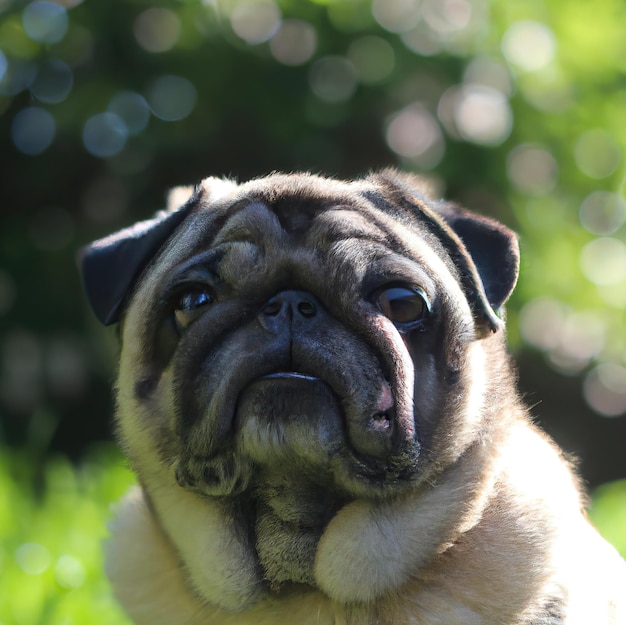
<box><xmin>250</xmin><ymin>469</ymin><xmax>349</xmax><ymax>588</ymax></box>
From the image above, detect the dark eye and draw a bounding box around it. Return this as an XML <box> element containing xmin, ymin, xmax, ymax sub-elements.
<box><xmin>174</xmin><ymin>288</ymin><xmax>213</xmax><ymax>330</ymax></box>
<box><xmin>376</xmin><ymin>286</ymin><xmax>430</xmax><ymax>330</ymax></box>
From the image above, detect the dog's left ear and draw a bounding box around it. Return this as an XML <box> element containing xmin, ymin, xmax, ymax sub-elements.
<box><xmin>434</xmin><ymin>202</ymin><xmax>520</xmax><ymax>316</ymax></box>
<box><xmin>371</xmin><ymin>170</ymin><xmax>520</xmax><ymax>334</ymax></box>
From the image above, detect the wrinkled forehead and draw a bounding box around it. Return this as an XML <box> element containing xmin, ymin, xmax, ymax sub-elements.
<box><xmin>168</xmin><ymin>181</ymin><xmax>435</xmax><ymax>265</ymax></box>
<box><xmin>119</xmin><ymin>177</ymin><xmax>476</xmax><ymax>337</ymax></box>
<box><xmin>139</xmin><ymin>178</ymin><xmax>461</xmax><ymax>306</ymax></box>
<box><xmin>198</xmin><ymin>200</ymin><xmax>395</xmax><ymax>253</ymax></box>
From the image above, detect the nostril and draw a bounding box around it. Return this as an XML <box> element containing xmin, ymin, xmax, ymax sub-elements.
<box><xmin>261</xmin><ymin>291</ymin><xmax>318</xmax><ymax>324</ymax></box>
<box><xmin>298</xmin><ymin>300</ymin><xmax>316</xmax><ymax>317</ymax></box>
<box><xmin>263</xmin><ymin>301</ymin><xmax>282</xmax><ymax>316</ymax></box>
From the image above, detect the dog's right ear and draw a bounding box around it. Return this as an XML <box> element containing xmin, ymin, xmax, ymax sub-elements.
<box><xmin>80</xmin><ymin>178</ymin><xmax>239</xmax><ymax>326</ymax></box>
<box><xmin>79</xmin><ymin>188</ymin><xmax>196</xmax><ymax>326</ymax></box>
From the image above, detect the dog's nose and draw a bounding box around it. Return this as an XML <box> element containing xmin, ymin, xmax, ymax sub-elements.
<box><xmin>259</xmin><ymin>290</ymin><xmax>318</xmax><ymax>332</ymax></box>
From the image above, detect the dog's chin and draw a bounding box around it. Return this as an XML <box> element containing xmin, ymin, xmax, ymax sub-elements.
<box><xmin>173</xmin><ymin>366</ymin><xmax>412</xmax><ymax>501</ymax></box>
<box><xmin>236</xmin><ymin>373</ymin><xmax>346</xmax><ymax>473</ymax></box>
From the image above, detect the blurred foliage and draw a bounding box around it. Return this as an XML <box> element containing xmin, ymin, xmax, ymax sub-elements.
<box><xmin>0</xmin><ymin>0</ymin><xmax>624</xmax><ymax>499</ymax></box>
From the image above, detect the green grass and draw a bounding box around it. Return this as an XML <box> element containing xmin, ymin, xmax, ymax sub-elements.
<box><xmin>0</xmin><ymin>446</ymin><xmax>624</xmax><ymax>625</ymax></box>
<box><xmin>587</xmin><ymin>478</ymin><xmax>626</xmax><ymax>559</ymax></box>
<box><xmin>0</xmin><ymin>446</ymin><xmax>134</xmax><ymax>625</ymax></box>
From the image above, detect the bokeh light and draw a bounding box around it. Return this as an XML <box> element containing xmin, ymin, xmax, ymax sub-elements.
<box><xmin>579</xmin><ymin>191</ymin><xmax>626</xmax><ymax>236</ymax></box>
<box><xmin>401</xmin><ymin>21</ymin><xmax>443</xmax><ymax>56</ymax></box>
<box><xmin>55</xmin><ymin>555</ymin><xmax>87</xmax><ymax>590</ymax></box>
<box><xmin>147</xmin><ymin>75</ymin><xmax>197</xmax><ymax>121</ymax></box>
<box><xmin>82</xmin><ymin>112</ymin><xmax>127</xmax><ymax>158</ymax></box>
<box><xmin>133</xmin><ymin>8</ymin><xmax>181</xmax><ymax>53</ymax></box>
<box><xmin>30</xmin><ymin>59</ymin><xmax>73</xmax><ymax>104</ymax></box>
<box><xmin>501</xmin><ymin>20</ymin><xmax>556</xmax><ymax>71</ymax></box>
<box><xmin>348</xmin><ymin>36</ymin><xmax>395</xmax><ymax>84</ymax></box>
<box><xmin>580</xmin><ymin>237</ymin><xmax>626</xmax><ymax>286</ymax></box>
<box><xmin>584</xmin><ymin>364</ymin><xmax>626</xmax><ymax>417</ymax></box>
<box><xmin>422</xmin><ymin>0</ymin><xmax>472</xmax><ymax>35</ymax></box>
<box><xmin>520</xmin><ymin>299</ymin><xmax>606</xmax><ymax>374</ymax></box>
<box><xmin>15</xmin><ymin>543</ymin><xmax>51</xmax><ymax>575</ymax></box>
<box><xmin>372</xmin><ymin>0</ymin><xmax>421</xmax><ymax>33</ymax></box>
<box><xmin>22</xmin><ymin>1</ymin><xmax>68</xmax><ymax>45</ymax></box>
<box><xmin>269</xmin><ymin>19</ymin><xmax>317</xmax><ymax>66</ymax></box>
<box><xmin>463</xmin><ymin>57</ymin><xmax>512</xmax><ymax>96</ymax></box>
<box><xmin>54</xmin><ymin>554</ymin><xmax>87</xmax><ymax>590</ymax></box>
<box><xmin>397</xmin><ymin>0</ymin><xmax>488</xmax><ymax>56</ymax></box>
<box><xmin>507</xmin><ymin>144</ymin><xmax>558</xmax><ymax>195</ymax></box>
<box><xmin>548</xmin><ymin>311</ymin><xmax>606</xmax><ymax>373</ymax></box>
<box><xmin>385</xmin><ymin>104</ymin><xmax>444</xmax><ymax>168</ymax></box>
<box><xmin>11</xmin><ymin>106</ymin><xmax>56</xmax><ymax>155</ymax></box>
<box><xmin>453</xmin><ymin>85</ymin><xmax>512</xmax><ymax>145</ymax></box>
<box><xmin>0</xmin><ymin>58</ymin><xmax>37</xmax><ymax>96</ymax></box>
<box><xmin>574</xmin><ymin>129</ymin><xmax>622</xmax><ymax>179</ymax></box>
<box><xmin>309</xmin><ymin>56</ymin><xmax>358</xmax><ymax>103</ymax></box>
<box><xmin>108</xmin><ymin>91</ymin><xmax>150</xmax><ymax>135</ymax></box>
<box><xmin>597</xmin><ymin>283</ymin><xmax>626</xmax><ymax>309</ymax></box>
<box><xmin>520</xmin><ymin>298</ymin><xmax>570</xmax><ymax>351</ymax></box>
<box><xmin>230</xmin><ymin>0</ymin><xmax>281</xmax><ymax>44</ymax></box>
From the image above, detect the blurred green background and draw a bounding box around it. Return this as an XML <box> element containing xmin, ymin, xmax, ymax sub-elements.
<box><xmin>1</xmin><ymin>0</ymin><xmax>625</xmax><ymax>622</ymax></box>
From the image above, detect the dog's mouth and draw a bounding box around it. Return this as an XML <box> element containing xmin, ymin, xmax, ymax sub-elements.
<box><xmin>235</xmin><ymin>372</ymin><xmax>345</xmax><ymax>469</ymax></box>
<box><xmin>259</xmin><ymin>371</ymin><xmax>394</xmax><ymax>429</ymax></box>
<box><xmin>173</xmin><ymin>332</ymin><xmax>420</xmax><ymax>500</ymax></box>
<box><xmin>235</xmin><ymin>370</ymin><xmax>397</xmax><ymax>476</ymax></box>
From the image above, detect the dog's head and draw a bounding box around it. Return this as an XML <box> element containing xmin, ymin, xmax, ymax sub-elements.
<box><xmin>82</xmin><ymin>170</ymin><xmax>518</xmax><ymax>589</ymax></box>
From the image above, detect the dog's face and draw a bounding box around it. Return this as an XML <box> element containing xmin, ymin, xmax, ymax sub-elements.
<box><xmin>82</xmin><ymin>170</ymin><xmax>519</xmax><ymax>593</ymax></box>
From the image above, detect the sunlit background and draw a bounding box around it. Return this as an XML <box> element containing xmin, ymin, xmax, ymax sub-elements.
<box><xmin>1</xmin><ymin>0</ymin><xmax>625</xmax><ymax>622</ymax></box>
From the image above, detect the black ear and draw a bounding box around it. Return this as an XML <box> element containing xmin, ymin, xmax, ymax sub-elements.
<box><xmin>434</xmin><ymin>203</ymin><xmax>520</xmax><ymax>314</ymax></box>
<box><xmin>368</xmin><ymin>170</ymin><xmax>520</xmax><ymax>334</ymax></box>
<box><xmin>79</xmin><ymin>196</ymin><xmax>195</xmax><ymax>326</ymax></box>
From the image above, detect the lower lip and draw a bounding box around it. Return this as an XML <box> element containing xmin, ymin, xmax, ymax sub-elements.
<box><xmin>261</xmin><ymin>372</ymin><xmax>320</xmax><ymax>382</ymax></box>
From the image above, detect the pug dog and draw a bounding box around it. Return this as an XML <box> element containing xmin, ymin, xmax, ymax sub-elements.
<box><xmin>81</xmin><ymin>170</ymin><xmax>626</xmax><ymax>625</ymax></box>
